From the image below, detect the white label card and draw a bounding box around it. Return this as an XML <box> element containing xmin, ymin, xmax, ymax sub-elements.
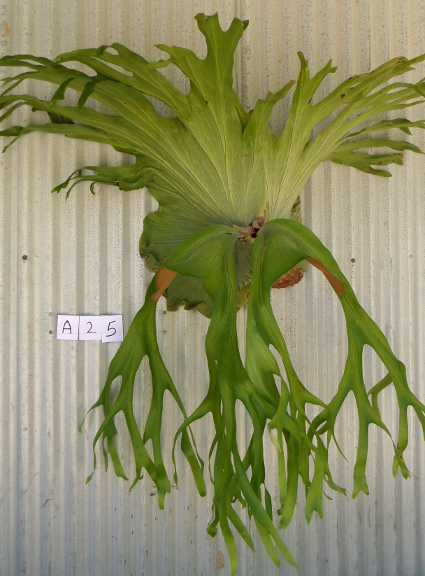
<box><xmin>57</xmin><ymin>315</ymin><xmax>79</xmax><ymax>341</ymax></box>
<box><xmin>101</xmin><ymin>315</ymin><xmax>123</xmax><ymax>343</ymax></box>
<box><xmin>79</xmin><ymin>316</ymin><xmax>103</xmax><ymax>340</ymax></box>
<box><xmin>56</xmin><ymin>315</ymin><xmax>124</xmax><ymax>342</ymax></box>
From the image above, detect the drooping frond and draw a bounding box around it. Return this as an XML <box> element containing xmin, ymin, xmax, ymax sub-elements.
<box><xmin>1</xmin><ymin>14</ymin><xmax>425</xmax><ymax>574</ymax></box>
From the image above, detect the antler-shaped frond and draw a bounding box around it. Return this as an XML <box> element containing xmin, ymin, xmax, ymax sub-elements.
<box><xmin>1</xmin><ymin>14</ymin><xmax>425</xmax><ymax>234</ymax></box>
<box><xmin>2</xmin><ymin>14</ymin><xmax>425</xmax><ymax>573</ymax></box>
<box><xmin>266</xmin><ymin>53</ymin><xmax>425</xmax><ymax>217</ymax></box>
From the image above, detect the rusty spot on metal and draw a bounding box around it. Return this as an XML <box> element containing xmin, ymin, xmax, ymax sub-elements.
<box><xmin>216</xmin><ymin>551</ymin><xmax>225</xmax><ymax>569</ymax></box>
<box><xmin>4</xmin><ymin>26</ymin><xmax>9</xmax><ymax>35</ymax></box>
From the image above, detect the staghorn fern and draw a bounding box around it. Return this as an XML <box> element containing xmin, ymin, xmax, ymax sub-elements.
<box><xmin>2</xmin><ymin>12</ymin><xmax>425</xmax><ymax>574</ymax></box>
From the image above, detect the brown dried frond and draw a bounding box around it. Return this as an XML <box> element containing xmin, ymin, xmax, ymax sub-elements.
<box><xmin>272</xmin><ymin>268</ymin><xmax>304</xmax><ymax>289</ymax></box>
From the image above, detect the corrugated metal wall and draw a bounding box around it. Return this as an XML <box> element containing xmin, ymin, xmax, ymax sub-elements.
<box><xmin>1</xmin><ymin>0</ymin><xmax>425</xmax><ymax>574</ymax></box>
